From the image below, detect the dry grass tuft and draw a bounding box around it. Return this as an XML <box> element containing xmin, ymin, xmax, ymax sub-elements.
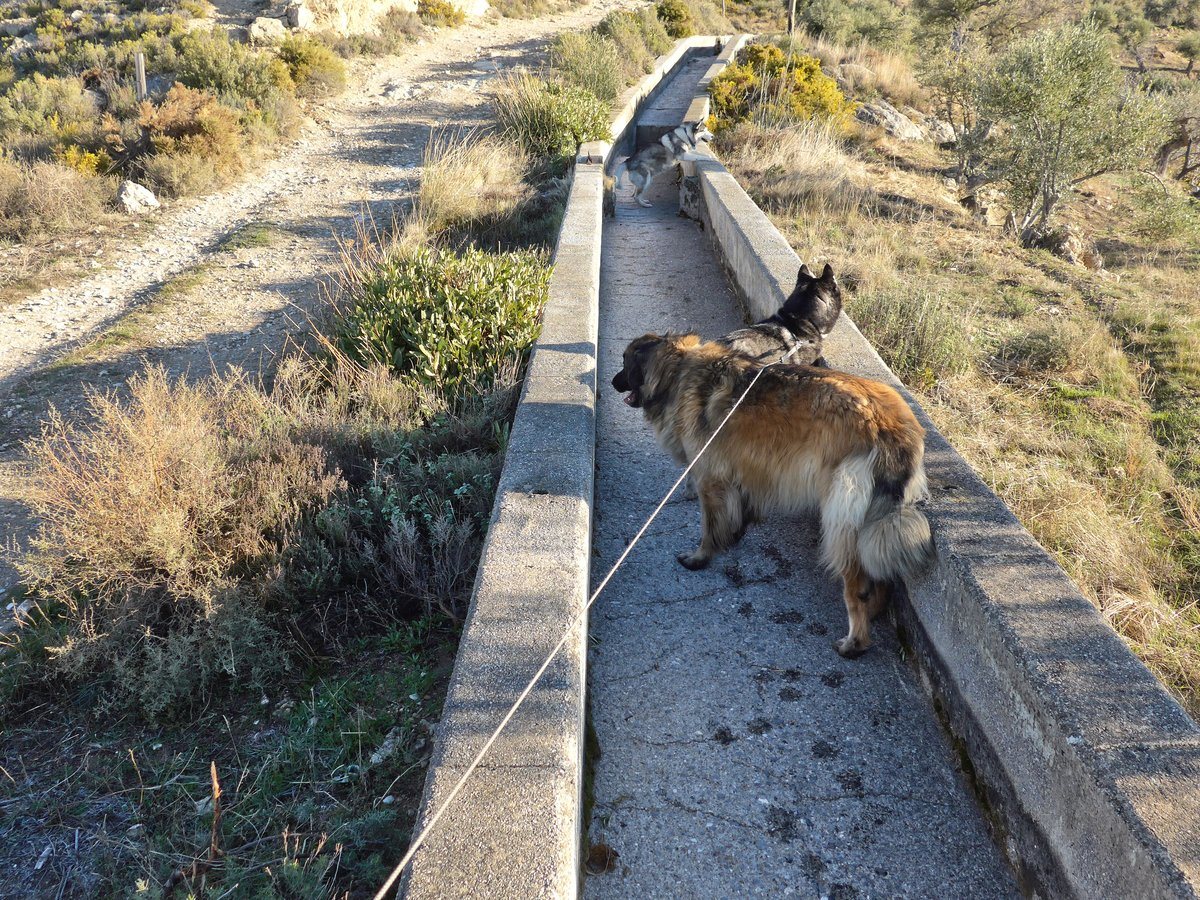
<box><xmin>800</xmin><ymin>31</ymin><xmax>922</xmax><ymax>108</ymax></box>
<box><xmin>0</xmin><ymin>157</ymin><xmax>111</xmax><ymax>240</ymax></box>
<box><xmin>416</xmin><ymin>131</ymin><xmax>532</xmax><ymax>236</ymax></box>
<box><xmin>717</xmin><ymin>119</ymin><xmax>866</xmax><ymax>217</ymax></box>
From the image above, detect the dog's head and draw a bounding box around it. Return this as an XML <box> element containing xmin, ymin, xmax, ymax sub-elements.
<box><xmin>611</xmin><ymin>333</ymin><xmax>670</xmax><ymax>408</ymax></box>
<box><xmin>692</xmin><ymin>121</ymin><xmax>714</xmax><ymax>144</ymax></box>
<box><xmin>780</xmin><ymin>262</ymin><xmax>842</xmax><ymax>336</ymax></box>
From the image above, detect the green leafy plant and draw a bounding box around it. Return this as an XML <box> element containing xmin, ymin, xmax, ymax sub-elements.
<box><xmin>972</xmin><ymin>21</ymin><xmax>1171</xmax><ymax>245</ymax></box>
<box><xmin>418</xmin><ymin>0</ymin><xmax>466</xmax><ymax>27</ymax></box>
<box><xmin>709</xmin><ymin>41</ymin><xmax>851</xmax><ymax>130</ymax></box>
<box><xmin>656</xmin><ymin>0</ymin><xmax>695</xmax><ymax>37</ymax></box>
<box><xmin>330</xmin><ymin>245</ymin><xmax>551</xmax><ymax>394</ymax></box>
<box><xmin>550</xmin><ymin>32</ymin><xmax>623</xmax><ymax>103</ymax></box>
<box><xmin>492</xmin><ymin>72</ymin><xmax>611</xmax><ymax>163</ymax></box>
<box><xmin>278</xmin><ymin>35</ymin><xmax>347</xmax><ymax>98</ymax></box>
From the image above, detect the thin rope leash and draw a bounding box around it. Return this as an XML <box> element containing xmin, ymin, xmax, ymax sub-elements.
<box><xmin>373</xmin><ymin>341</ymin><xmax>803</xmax><ymax>900</ymax></box>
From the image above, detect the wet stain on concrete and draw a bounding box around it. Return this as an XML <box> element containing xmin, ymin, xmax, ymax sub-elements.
<box><xmin>712</xmin><ymin>725</ymin><xmax>736</xmax><ymax>745</ymax></box>
<box><xmin>770</xmin><ymin>610</ymin><xmax>805</xmax><ymax>625</ymax></box>
<box><xmin>811</xmin><ymin>740</ymin><xmax>839</xmax><ymax>760</ymax></box>
<box><xmin>821</xmin><ymin>670</ymin><xmax>845</xmax><ymax>688</ymax></box>
<box><xmin>747</xmin><ymin>717</ymin><xmax>772</xmax><ymax>735</ymax></box>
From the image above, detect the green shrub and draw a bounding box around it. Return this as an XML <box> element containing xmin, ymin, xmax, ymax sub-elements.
<box><xmin>418</xmin><ymin>0</ymin><xmax>466</xmax><ymax>27</ymax></box>
<box><xmin>550</xmin><ymin>32</ymin><xmax>623</xmax><ymax>103</ymax></box>
<box><xmin>797</xmin><ymin>0</ymin><xmax>910</xmax><ymax>48</ymax></box>
<box><xmin>493</xmin><ymin>72</ymin><xmax>611</xmax><ymax>164</ymax></box>
<box><xmin>657</xmin><ymin>0</ymin><xmax>695</xmax><ymax>37</ymax></box>
<box><xmin>597</xmin><ymin>10</ymin><xmax>656</xmax><ymax>77</ymax></box>
<box><xmin>330</xmin><ymin>246</ymin><xmax>551</xmax><ymax>394</ymax></box>
<box><xmin>0</xmin><ymin>73</ymin><xmax>99</xmax><ymax>153</ymax></box>
<box><xmin>635</xmin><ymin>6</ymin><xmax>674</xmax><ymax>55</ymax></box>
<box><xmin>1131</xmin><ymin>181</ymin><xmax>1200</xmax><ymax>245</ymax></box>
<box><xmin>709</xmin><ymin>42</ymin><xmax>851</xmax><ymax>130</ymax></box>
<box><xmin>177</xmin><ymin>27</ymin><xmax>291</xmax><ymax>112</ymax></box>
<box><xmin>278</xmin><ymin>35</ymin><xmax>346</xmax><ymax>98</ymax></box>
<box><xmin>847</xmin><ymin>285</ymin><xmax>973</xmax><ymax>389</ymax></box>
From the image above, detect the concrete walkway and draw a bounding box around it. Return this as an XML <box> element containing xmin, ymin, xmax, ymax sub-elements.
<box><xmin>584</xmin><ymin>173</ymin><xmax>1019</xmax><ymax>898</ymax></box>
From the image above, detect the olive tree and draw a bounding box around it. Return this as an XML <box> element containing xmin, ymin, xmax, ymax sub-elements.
<box><xmin>973</xmin><ymin>21</ymin><xmax>1170</xmax><ymax>245</ymax></box>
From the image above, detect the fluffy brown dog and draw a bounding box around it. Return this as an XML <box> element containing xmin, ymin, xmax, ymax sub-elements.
<box><xmin>611</xmin><ymin>333</ymin><xmax>933</xmax><ymax>657</ymax></box>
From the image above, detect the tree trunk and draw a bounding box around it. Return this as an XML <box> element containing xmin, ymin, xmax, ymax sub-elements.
<box><xmin>1187</xmin><ymin>59</ymin><xmax>1195</xmax><ymax>77</ymax></box>
<box><xmin>787</xmin><ymin>0</ymin><xmax>797</xmax><ymax>35</ymax></box>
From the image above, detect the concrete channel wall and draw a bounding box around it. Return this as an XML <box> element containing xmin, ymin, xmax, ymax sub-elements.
<box><xmin>686</xmin><ymin>52</ymin><xmax>1200</xmax><ymax>898</ymax></box>
<box><xmin>400</xmin><ymin>36</ymin><xmax>728</xmax><ymax>899</ymax></box>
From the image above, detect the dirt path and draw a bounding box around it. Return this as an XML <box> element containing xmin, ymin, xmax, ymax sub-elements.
<box><xmin>0</xmin><ymin>1</ymin><xmax>630</xmax><ymax>606</ymax></box>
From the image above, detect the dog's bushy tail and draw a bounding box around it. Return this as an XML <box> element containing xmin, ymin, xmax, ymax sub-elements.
<box><xmin>857</xmin><ymin>463</ymin><xmax>933</xmax><ymax>582</ymax></box>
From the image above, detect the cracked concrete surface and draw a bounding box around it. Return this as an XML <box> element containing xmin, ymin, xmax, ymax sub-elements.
<box><xmin>584</xmin><ymin>173</ymin><xmax>1019</xmax><ymax>899</ymax></box>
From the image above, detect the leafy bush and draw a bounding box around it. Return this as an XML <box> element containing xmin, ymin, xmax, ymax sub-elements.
<box><xmin>635</xmin><ymin>6</ymin><xmax>674</xmax><ymax>55</ymax></box>
<box><xmin>136</xmin><ymin>84</ymin><xmax>246</xmax><ymax>195</ymax></box>
<box><xmin>597</xmin><ymin>10</ymin><xmax>657</xmax><ymax>77</ymax></box>
<box><xmin>657</xmin><ymin>0</ymin><xmax>695</xmax><ymax>36</ymax></box>
<box><xmin>973</xmin><ymin>21</ymin><xmax>1170</xmax><ymax>244</ymax></box>
<box><xmin>176</xmin><ymin>27</ymin><xmax>291</xmax><ymax>113</ymax></box>
<box><xmin>493</xmin><ymin>72</ymin><xmax>611</xmax><ymax>164</ymax></box>
<box><xmin>709</xmin><ymin>42</ymin><xmax>851</xmax><ymax>130</ymax></box>
<box><xmin>1131</xmin><ymin>181</ymin><xmax>1200</xmax><ymax>245</ymax></box>
<box><xmin>0</xmin><ymin>73</ymin><xmax>99</xmax><ymax>155</ymax></box>
<box><xmin>330</xmin><ymin>246</ymin><xmax>551</xmax><ymax>394</ymax></box>
<box><xmin>278</xmin><ymin>35</ymin><xmax>347</xmax><ymax>98</ymax></box>
<box><xmin>551</xmin><ymin>32</ymin><xmax>623</xmax><ymax>103</ymax></box>
<box><xmin>796</xmin><ymin>0</ymin><xmax>910</xmax><ymax>49</ymax></box>
<box><xmin>418</xmin><ymin>0</ymin><xmax>466</xmax><ymax>27</ymax></box>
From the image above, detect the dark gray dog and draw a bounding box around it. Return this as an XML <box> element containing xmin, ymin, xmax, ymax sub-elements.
<box><xmin>719</xmin><ymin>262</ymin><xmax>843</xmax><ymax>366</ymax></box>
<box><xmin>613</xmin><ymin>122</ymin><xmax>714</xmax><ymax>207</ymax></box>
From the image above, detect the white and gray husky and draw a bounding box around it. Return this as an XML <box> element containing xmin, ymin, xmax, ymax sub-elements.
<box><xmin>613</xmin><ymin>122</ymin><xmax>714</xmax><ymax>207</ymax></box>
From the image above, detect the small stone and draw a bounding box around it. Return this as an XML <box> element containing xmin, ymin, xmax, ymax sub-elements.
<box><xmin>382</xmin><ymin>795</ymin><xmax>395</xmax><ymax>805</ymax></box>
<box><xmin>285</xmin><ymin>1</ymin><xmax>313</xmax><ymax>29</ymax></box>
<box><xmin>116</xmin><ymin>181</ymin><xmax>159</xmax><ymax>215</ymax></box>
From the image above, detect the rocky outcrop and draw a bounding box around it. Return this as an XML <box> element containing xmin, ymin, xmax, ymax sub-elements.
<box><xmin>304</xmin><ymin>0</ymin><xmax>417</xmax><ymax>35</ymax></box>
<box><xmin>286</xmin><ymin>1</ymin><xmax>316</xmax><ymax>29</ymax></box>
<box><xmin>249</xmin><ymin>15</ymin><xmax>288</xmax><ymax>42</ymax></box>
<box><xmin>854</xmin><ymin>98</ymin><xmax>924</xmax><ymax>141</ymax></box>
<box><xmin>116</xmin><ymin>181</ymin><xmax>160</xmax><ymax>215</ymax></box>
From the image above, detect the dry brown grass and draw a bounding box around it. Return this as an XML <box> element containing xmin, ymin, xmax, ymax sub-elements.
<box><xmin>416</xmin><ymin>130</ymin><xmax>532</xmax><ymax>236</ymax></box>
<box><xmin>720</xmin><ymin>111</ymin><xmax>1200</xmax><ymax>714</ymax></box>
<box><xmin>797</xmin><ymin>30</ymin><xmax>923</xmax><ymax>108</ymax></box>
<box><xmin>716</xmin><ymin>119</ymin><xmax>866</xmax><ymax>218</ymax></box>
<box><xmin>0</xmin><ymin>157</ymin><xmax>112</xmax><ymax>240</ymax></box>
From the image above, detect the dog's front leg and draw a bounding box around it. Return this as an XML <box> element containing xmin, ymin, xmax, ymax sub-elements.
<box><xmin>677</xmin><ymin>477</ymin><xmax>743</xmax><ymax>570</ymax></box>
<box><xmin>833</xmin><ymin>560</ymin><xmax>875</xmax><ymax>658</ymax></box>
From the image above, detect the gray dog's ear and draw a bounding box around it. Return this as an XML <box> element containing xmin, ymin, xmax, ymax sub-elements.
<box><xmin>821</xmin><ymin>263</ymin><xmax>835</xmax><ymax>283</ymax></box>
<box><xmin>797</xmin><ymin>263</ymin><xmax>813</xmax><ymax>282</ymax></box>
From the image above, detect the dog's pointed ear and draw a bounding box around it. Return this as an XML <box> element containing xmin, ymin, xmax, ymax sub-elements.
<box><xmin>820</xmin><ymin>263</ymin><xmax>836</xmax><ymax>283</ymax></box>
<box><xmin>797</xmin><ymin>263</ymin><xmax>813</xmax><ymax>283</ymax></box>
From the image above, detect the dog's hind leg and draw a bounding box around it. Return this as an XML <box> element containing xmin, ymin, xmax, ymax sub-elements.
<box><xmin>833</xmin><ymin>560</ymin><xmax>873</xmax><ymax>659</ymax></box>
<box><xmin>677</xmin><ymin>478</ymin><xmax>744</xmax><ymax>570</ymax></box>
<box><xmin>634</xmin><ymin>172</ymin><xmax>655</xmax><ymax>207</ymax></box>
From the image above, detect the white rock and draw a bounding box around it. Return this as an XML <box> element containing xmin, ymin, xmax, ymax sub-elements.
<box><xmin>449</xmin><ymin>0</ymin><xmax>488</xmax><ymax>16</ymax></box>
<box><xmin>286</xmin><ymin>1</ymin><xmax>314</xmax><ymax>29</ymax></box>
<box><xmin>854</xmin><ymin>99</ymin><xmax>924</xmax><ymax>141</ymax></box>
<box><xmin>116</xmin><ymin>181</ymin><xmax>160</xmax><ymax>215</ymax></box>
<box><xmin>249</xmin><ymin>15</ymin><xmax>287</xmax><ymax>43</ymax></box>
